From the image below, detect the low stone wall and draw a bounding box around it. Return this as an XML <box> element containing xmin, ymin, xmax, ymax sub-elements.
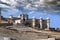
<box><xmin>0</xmin><ymin>23</ymin><xmax>13</xmax><ymax>26</ymax></box>
<box><xmin>48</xmin><ymin>38</ymin><xmax>55</xmax><ymax>40</ymax></box>
<box><xmin>35</xmin><ymin>38</ymin><xmax>55</xmax><ymax>40</ymax></box>
<box><xmin>0</xmin><ymin>37</ymin><xmax>11</xmax><ymax>40</ymax></box>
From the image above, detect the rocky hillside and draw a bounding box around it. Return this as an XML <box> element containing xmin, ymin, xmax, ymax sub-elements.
<box><xmin>0</xmin><ymin>26</ymin><xmax>60</xmax><ymax>40</ymax></box>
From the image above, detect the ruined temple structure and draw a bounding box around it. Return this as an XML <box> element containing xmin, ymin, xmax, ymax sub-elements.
<box><xmin>0</xmin><ymin>8</ymin><xmax>50</xmax><ymax>30</ymax></box>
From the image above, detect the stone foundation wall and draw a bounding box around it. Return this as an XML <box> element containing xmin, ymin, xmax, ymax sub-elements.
<box><xmin>0</xmin><ymin>23</ymin><xmax>13</xmax><ymax>26</ymax></box>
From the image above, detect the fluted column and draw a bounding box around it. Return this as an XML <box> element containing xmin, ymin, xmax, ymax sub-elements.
<box><xmin>47</xmin><ymin>17</ymin><xmax>50</xmax><ymax>30</ymax></box>
<box><xmin>39</xmin><ymin>17</ymin><xmax>43</xmax><ymax>29</ymax></box>
<box><xmin>32</xmin><ymin>16</ymin><xmax>35</xmax><ymax>28</ymax></box>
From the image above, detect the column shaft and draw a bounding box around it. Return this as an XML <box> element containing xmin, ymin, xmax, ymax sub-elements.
<box><xmin>40</xmin><ymin>17</ymin><xmax>43</xmax><ymax>29</ymax></box>
<box><xmin>32</xmin><ymin>18</ymin><xmax>35</xmax><ymax>28</ymax></box>
<box><xmin>47</xmin><ymin>18</ymin><xmax>50</xmax><ymax>30</ymax></box>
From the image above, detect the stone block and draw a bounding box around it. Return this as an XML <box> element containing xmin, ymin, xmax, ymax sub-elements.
<box><xmin>48</xmin><ymin>38</ymin><xmax>55</xmax><ymax>40</ymax></box>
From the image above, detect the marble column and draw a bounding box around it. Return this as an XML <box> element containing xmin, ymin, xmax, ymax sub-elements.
<box><xmin>39</xmin><ymin>17</ymin><xmax>43</xmax><ymax>29</ymax></box>
<box><xmin>47</xmin><ymin>17</ymin><xmax>50</xmax><ymax>30</ymax></box>
<box><xmin>32</xmin><ymin>16</ymin><xmax>35</xmax><ymax>28</ymax></box>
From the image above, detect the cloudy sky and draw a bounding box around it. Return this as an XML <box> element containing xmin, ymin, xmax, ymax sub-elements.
<box><xmin>0</xmin><ymin>0</ymin><xmax>60</xmax><ymax>28</ymax></box>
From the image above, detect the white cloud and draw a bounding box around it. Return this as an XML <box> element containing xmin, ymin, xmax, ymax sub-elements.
<box><xmin>0</xmin><ymin>4</ymin><xmax>11</xmax><ymax>8</ymax></box>
<box><xmin>29</xmin><ymin>11</ymin><xmax>35</xmax><ymax>14</ymax></box>
<box><xmin>1</xmin><ymin>0</ymin><xmax>10</xmax><ymax>4</ymax></box>
<box><xmin>0</xmin><ymin>0</ymin><xmax>60</xmax><ymax>14</ymax></box>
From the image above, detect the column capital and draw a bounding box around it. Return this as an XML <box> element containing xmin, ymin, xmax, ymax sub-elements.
<box><xmin>40</xmin><ymin>17</ymin><xmax>43</xmax><ymax>19</ymax></box>
<box><xmin>47</xmin><ymin>17</ymin><xmax>50</xmax><ymax>20</ymax></box>
<box><xmin>32</xmin><ymin>16</ymin><xmax>35</xmax><ymax>19</ymax></box>
<box><xmin>9</xmin><ymin>15</ymin><xmax>13</xmax><ymax>19</ymax></box>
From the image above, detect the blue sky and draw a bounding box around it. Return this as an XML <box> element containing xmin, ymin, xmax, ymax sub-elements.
<box><xmin>1</xmin><ymin>9</ymin><xmax>60</xmax><ymax>28</ymax></box>
<box><xmin>0</xmin><ymin>0</ymin><xmax>60</xmax><ymax>28</ymax></box>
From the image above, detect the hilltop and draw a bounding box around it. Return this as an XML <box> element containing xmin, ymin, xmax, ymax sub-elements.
<box><xmin>0</xmin><ymin>26</ymin><xmax>60</xmax><ymax>40</ymax></box>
